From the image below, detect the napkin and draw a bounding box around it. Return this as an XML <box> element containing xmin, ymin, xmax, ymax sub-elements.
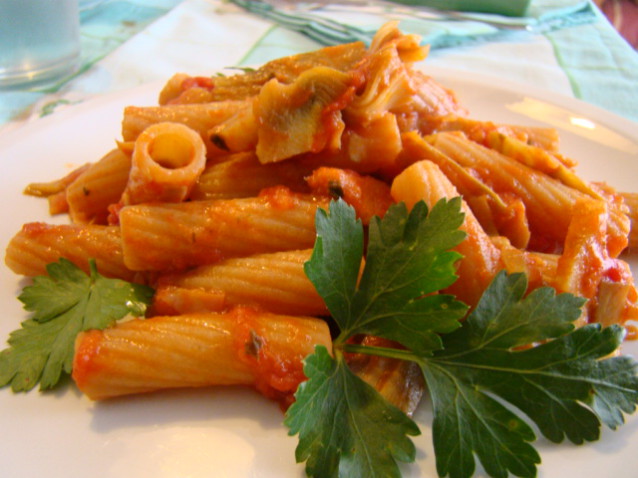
<box><xmin>229</xmin><ymin>0</ymin><xmax>599</xmax><ymax>49</ymax></box>
<box><xmin>543</xmin><ymin>6</ymin><xmax>638</xmax><ymax>124</ymax></box>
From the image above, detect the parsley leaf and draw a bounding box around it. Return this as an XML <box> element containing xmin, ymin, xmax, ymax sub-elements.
<box><xmin>351</xmin><ymin>199</ymin><xmax>467</xmax><ymax>354</ymax></box>
<box><xmin>288</xmin><ymin>198</ymin><xmax>468</xmax><ymax>477</ymax></box>
<box><xmin>285</xmin><ymin>345</ymin><xmax>420</xmax><ymax>478</ymax></box>
<box><xmin>289</xmin><ymin>198</ymin><xmax>638</xmax><ymax>478</ymax></box>
<box><xmin>421</xmin><ymin>271</ymin><xmax>638</xmax><ymax>478</ymax></box>
<box><xmin>303</xmin><ymin>197</ymin><xmax>364</xmax><ymax>326</ymax></box>
<box><xmin>305</xmin><ymin>198</ymin><xmax>468</xmax><ymax>353</ymax></box>
<box><xmin>0</xmin><ymin>258</ymin><xmax>154</xmax><ymax>392</ymax></box>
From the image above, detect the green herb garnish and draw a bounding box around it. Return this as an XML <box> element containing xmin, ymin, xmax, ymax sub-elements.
<box><xmin>0</xmin><ymin>258</ymin><xmax>154</xmax><ymax>391</ymax></box>
<box><xmin>286</xmin><ymin>198</ymin><xmax>638</xmax><ymax>478</ymax></box>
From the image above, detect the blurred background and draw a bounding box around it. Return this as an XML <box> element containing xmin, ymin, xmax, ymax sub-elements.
<box><xmin>596</xmin><ymin>0</ymin><xmax>638</xmax><ymax>48</ymax></box>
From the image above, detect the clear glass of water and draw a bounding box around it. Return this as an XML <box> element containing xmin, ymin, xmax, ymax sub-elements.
<box><xmin>0</xmin><ymin>0</ymin><xmax>81</xmax><ymax>89</ymax></box>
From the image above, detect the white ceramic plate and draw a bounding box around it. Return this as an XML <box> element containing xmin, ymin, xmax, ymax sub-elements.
<box><xmin>0</xmin><ymin>68</ymin><xmax>637</xmax><ymax>478</ymax></box>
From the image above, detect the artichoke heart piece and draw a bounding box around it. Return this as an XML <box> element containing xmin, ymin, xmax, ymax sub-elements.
<box><xmin>254</xmin><ymin>66</ymin><xmax>361</xmax><ymax>164</ymax></box>
<box><xmin>347</xmin><ymin>30</ymin><xmax>464</xmax><ymax>133</ymax></box>
<box><xmin>348</xmin><ymin>45</ymin><xmax>415</xmax><ymax>123</ymax></box>
<box><xmin>159</xmin><ymin>41</ymin><xmax>367</xmax><ymax>105</ymax></box>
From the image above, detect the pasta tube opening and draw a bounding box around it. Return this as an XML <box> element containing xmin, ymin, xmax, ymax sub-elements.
<box><xmin>147</xmin><ymin>128</ymin><xmax>198</xmax><ymax>170</ymax></box>
<box><xmin>122</xmin><ymin>122</ymin><xmax>207</xmax><ymax>206</ymax></box>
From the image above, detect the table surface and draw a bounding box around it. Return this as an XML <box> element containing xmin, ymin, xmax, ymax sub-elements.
<box><xmin>0</xmin><ymin>0</ymin><xmax>637</xmax><ymax>136</ymax></box>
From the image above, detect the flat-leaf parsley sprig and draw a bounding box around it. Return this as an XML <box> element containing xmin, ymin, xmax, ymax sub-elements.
<box><xmin>286</xmin><ymin>197</ymin><xmax>469</xmax><ymax>478</ymax></box>
<box><xmin>286</xmin><ymin>198</ymin><xmax>638</xmax><ymax>478</ymax></box>
<box><xmin>303</xmin><ymin>197</ymin><xmax>468</xmax><ymax>354</ymax></box>
<box><xmin>0</xmin><ymin>258</ymin><xmax>154</xmax><ymax>392</ymax></box>
<box><xmin>424</xmin><ymin>271</ymin><xmax>638</xmax><ymax>478</ymax></box>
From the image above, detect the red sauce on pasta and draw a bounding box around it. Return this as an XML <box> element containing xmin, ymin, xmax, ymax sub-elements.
<box><xmin>71</xmin><ymin>329</ymin><xmax>105</xmax><ymax>389</ymax></box>
<box><xmin>181</xmin><ymin>76</ymin><xmax>214</xmax><ymax>91</ymax></box>
<box><xmin>232</xmin><ymin>306</ymin><xmax>308</xmax><ymax>410</ymax></box>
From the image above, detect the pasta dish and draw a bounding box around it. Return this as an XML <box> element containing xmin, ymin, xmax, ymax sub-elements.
<box><xmin>2</xmin><ymin>21</ymin><xmax>638</xmax><ymax>478</ymax></box>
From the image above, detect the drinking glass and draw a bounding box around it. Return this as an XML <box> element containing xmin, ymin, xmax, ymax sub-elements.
<box><xmin>0</xmin><ymin>0</ymin><xmax>81</xmax><ymax>88</ymax></box>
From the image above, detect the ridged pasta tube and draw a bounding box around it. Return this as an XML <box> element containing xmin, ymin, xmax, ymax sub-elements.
<box><xmin>119</xmin><ymin>187</ymin><xmax>329</xmax><ymax>271</ymax></box>
<box><xmin>433</xmin><ymin>115</ymin><xmax>561</xmax><ymax>153</ymax></box>
<box><xmin>621</xmin><ymin>192</ymin><xmax>638</xmax><ymax>248</ymax></box>
<box><xmin>208</xmin><ymin>101</ymin><xmax>258</xmax><ymax>154</ymax></box>
<box><xmin>399</xmin><ymin>132</ymin><xmax>530</xmax><ymax>248</ymax></box>
<box><xmin>72</xmin><ymin>307</ymin><xmax>332</xmax><ymax>404</ymax></box>
<box><xmin>122</xmin><ymin>101</ymin><xmax>247</xmax><ymax>157</ymax></box>
<box><xmin>121</xmin><ymin>122</ymin><xmax>206</xmax><ymax>206</ymax></box>
<box><xmin>190</xmin><ymin>152</ymin><xmax>312</xmax><ymax>201</ymax></box>
<box><xmin>153</xmin><ymin>249</ymin><xmax>328</xmax><ymax>317</ymax></box>
<box><xmin>66</xmin><ymin>148</ymin><xmax>132</xmax><ymax>224</ymax></box>
<box><xmin>428</xmin><ymin>132</ymin><xmax>630</xmax><ymax>256</ymax></box>
<box><xmin>553</xmin><ymin>199</ymin><xmax>638</xmax><ymax>327</ymax></box>
<box><xmin>4</xmin><ymin>222</ymin><xmax>136</xmax><ymax>282</ymax></box>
